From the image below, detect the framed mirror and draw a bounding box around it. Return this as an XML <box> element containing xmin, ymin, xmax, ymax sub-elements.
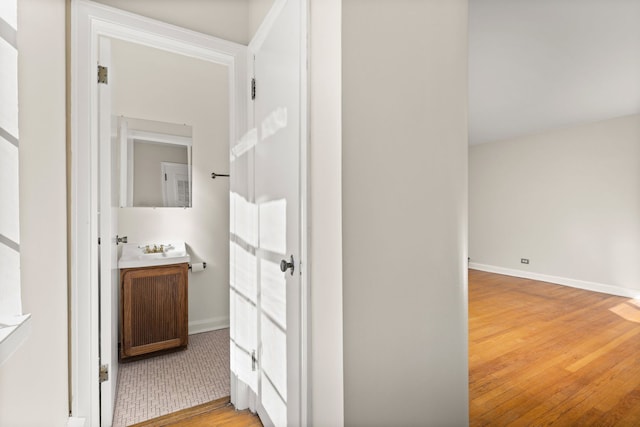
<box><xmin>119</xmin><ymin>117</ymin><xmax>193</xmax><ymax>208</ymax></box>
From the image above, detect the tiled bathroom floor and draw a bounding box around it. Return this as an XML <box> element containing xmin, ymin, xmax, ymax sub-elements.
<box><xmin>112</xmin><ymin>328</ymin><xmax>230</xmax><ymax>427</ymax></box>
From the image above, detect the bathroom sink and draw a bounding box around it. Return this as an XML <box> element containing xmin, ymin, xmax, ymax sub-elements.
<box><xmin>118</xmin><ymin>241</ymin><xmax>191</xmax><ymax>269</ymax></box>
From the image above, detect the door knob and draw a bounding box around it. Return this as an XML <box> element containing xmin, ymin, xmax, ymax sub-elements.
<box><xmin>116</xmin><ymin>235</ymin><xmax>128</xmax><ymax>245</ymax></box>
<box><xmin>280</xmin><ymin>255</ymin><xmax>295</xmax><ymax>276</ymax></box>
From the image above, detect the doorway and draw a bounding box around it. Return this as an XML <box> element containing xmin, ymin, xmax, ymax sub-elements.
<box><xmin>70</xmin><ymin>2</ymin><xmax>248</xmax><ymax>425</ymax></box>
<box><xmin>106</xmin><ymin>37</ymin><xmax>233</xmax><ymax>426</ymax></box>
<box><xmin>70</xmin><ymin>1</ymin><xmax>309</xmax><ymax>426</ymax></box>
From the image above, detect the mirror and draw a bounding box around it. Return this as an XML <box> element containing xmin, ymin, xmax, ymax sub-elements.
<box><xmin>119</xmin><ymin>117</ymin><xmax>193</xmax><ymax>208</ymax></box>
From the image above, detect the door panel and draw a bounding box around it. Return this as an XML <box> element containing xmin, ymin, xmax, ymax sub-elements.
<box><xmin>253</xmin><ymin>0</ymin><xmax>302</xmax><ymax>425</ymax></box>
<box><xmin>98</xmin><ymin>36</ymin><xmax>119</xmax><ymax>427</ymax></box>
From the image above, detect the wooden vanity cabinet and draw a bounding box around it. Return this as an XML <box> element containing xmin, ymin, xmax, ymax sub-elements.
<box><xmin>120</xmin><ymin>263</ymin><xmax>188</xmax><ymax>360</ymax></box>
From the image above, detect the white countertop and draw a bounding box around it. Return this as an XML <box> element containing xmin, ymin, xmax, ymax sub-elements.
<box><xmin>118</xmin><ymin>241</ymin><xmax>191</xmax><ymax>269</ymax></box>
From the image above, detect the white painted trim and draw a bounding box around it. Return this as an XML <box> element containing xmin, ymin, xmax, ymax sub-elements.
<box><xmin>469</xmin><ymin>263</ymin><xmax>640</xmax><ymax>299</ymax></box>
<box><xmin>307</xmin><ymin>1</ymin><xmax>344</xmax><ymax>424</ymax></box>
<box><xmin>70</xmin><ymin>1</ymin><xmax>248</xmax><ymax>425</ymax></box>
<box><xmin>188</xmin><ymin>316</ymin><xmax>230</xmax><ymax>335</ymax></box>
<box><xmin>0</xmin><ymin>314</ymin><xmax>31</xmax><ymax>368</ymax></box>
<box><xmin>299</xmin><ymin>1</ymin><xmax>310</xmax><ymax>426</ymax></box>
<box><xmin>69</xmin><ymin>2</ymin><xmax>100</xmax><ymax>422</ymax></box>
<box><xmin>128</xmin><ymin>130</ymin><xmax>192</xmax><ymax>147</ymax></box>
<box><xmin>67</xmin><ymin>417</ymin><xmax>86</xmax><ymax>427</ymax></box>
<box><xmin>248</xmin><ymin>0</ymin><xmax>287</xmax><ymax>54</ymax></box>
<box><xmin>119</xmin><ymin>119</ymin><xmax>132</xmax><ymax>207</ymax></box>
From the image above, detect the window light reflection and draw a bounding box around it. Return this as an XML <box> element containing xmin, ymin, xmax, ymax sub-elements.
<box><xmin>231</xmin><ymin>128</ymin><xmax>258</xmax><ymax>162</ymax></box>
<box><xmin>230</xmin><ymin>190</ymin><xmax>288</xmax><ymax>417</ymax></box>
<box><xmin>610</xmin><ymin>300</ymin><xmax>640</xmax><ymax>323</ymax></box>
<box><xmin>259</xmin><ymin>199</ymin><xmax>287</xmax><ymax>254</ymax></box>
<box><xmin>261</xmin><ymin>107</ymin><xmax>288</xmax><ymax>141</ymax></box>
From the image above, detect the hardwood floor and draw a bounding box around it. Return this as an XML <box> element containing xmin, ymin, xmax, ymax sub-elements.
<box><xmin>469</xmin><ymin>269</ymin><xmax>640</xmax><ymax>426</ymax></box>
<box><xmin>130</xmin><ymin>397</ymin><xmax>262</xmax><ymax>427</ymax></box>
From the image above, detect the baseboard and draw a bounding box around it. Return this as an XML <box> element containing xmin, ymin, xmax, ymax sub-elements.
<box><xmin>469</xmin><ymin>262</ymin><xmax>640</xmax><ymax>299</ymax></box>
<box><xmin>67</xmin><ymin>417</ymin><xmax>85</xmax><ymax>427</ymax></box>
<box><xmin>189</xmin><ymin>316</ymin><xmax>229</xmax><ymax>335</ymax></box>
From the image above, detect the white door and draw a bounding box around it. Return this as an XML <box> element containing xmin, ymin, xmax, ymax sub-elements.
<box><xmin>253</xmin><ymin>0</ymin><xmax>304</xmax><ymax>425</ymax></box>
<box><xmin>98</xmin><ymin>36</ymin><xmax>119</xmax><ymax>427</ymax></box>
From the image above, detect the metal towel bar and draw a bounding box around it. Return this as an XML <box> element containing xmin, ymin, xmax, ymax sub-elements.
<box><xmin>211</xmin><ymin>172</ymin><xmax>230</xmax><ymax>179</ymax></box>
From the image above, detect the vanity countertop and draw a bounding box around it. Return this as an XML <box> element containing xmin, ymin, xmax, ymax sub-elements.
<box><xmin>118</xmin><ymin>241</ymin><xmax>190</xmax><ymax>269</ymax></box>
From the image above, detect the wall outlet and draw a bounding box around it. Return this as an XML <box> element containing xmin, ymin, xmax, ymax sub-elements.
<box><xmin>521</xmin><ymin>258</ymin><xmax>530</xmax><ymax>264</ymax></box>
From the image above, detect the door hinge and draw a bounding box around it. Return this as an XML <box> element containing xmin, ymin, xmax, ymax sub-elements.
<box><xmin>251</xmin><ymin>350</ymin><xmax>257</xmax><ymax>371</ymax></box>
<box><xmin>98</xmin><ymin>237</ymin><xmax>101</xmax><ymax>245</ymax></box>
<box><xmin>98</xmin><ymin>65</ymin><xmax>108</xmax><ymax>84</ymax></box>
<box><xmin>251</xmin><ymin>78</ymin><xmax>256</xmax><ymax>100</ymax></box>
<box><xmin>99</xmin><ymin>364</ymin><xmax>109</xmax><ymax>383</ymax></box>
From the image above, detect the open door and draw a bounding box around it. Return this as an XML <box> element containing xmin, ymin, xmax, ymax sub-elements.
<box><xmin>229</xmin><ymin>0</ymin><xmax>306</xmax><ymax>425</ymax></box>
<box><xmin>98</xmin><ymin>36</ymin><xmax>119</xmax><ymax>427</ymax></box>
<box><xmin>253</xmin><ymin>0</ymin><xmax>302</xmax><ymax>423</ymax></box>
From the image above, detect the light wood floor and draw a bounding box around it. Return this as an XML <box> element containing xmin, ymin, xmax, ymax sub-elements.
<box><xmin>470</xmin><ymin>269</ymin><xmax>640</xmax><ymax>426</ymax></box>
<box><xmin>130</xmin><ymin>397</ymin><xmax>262</xmax><ymax>427</ymax></box>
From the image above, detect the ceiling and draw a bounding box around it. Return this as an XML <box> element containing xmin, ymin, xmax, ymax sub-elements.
<box><xmin>468</xmin><ymin>0</ymin><xmax>640</xmax><ymax>145</ymax></box>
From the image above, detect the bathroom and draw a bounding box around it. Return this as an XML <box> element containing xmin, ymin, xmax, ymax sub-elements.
<box><xmin>107</xmin><ymin>26</ymin><xmax>232</xmax><ymax>427</ymax></box>
<box><xmin>112</xmin><ymin>38</ymin><xmax>231</xmax><ymax>338</ymax></box>
<box><xmin>92</xmin><ymin>1</ymin><xmax>277</xmax><ymax>424</ymax></box>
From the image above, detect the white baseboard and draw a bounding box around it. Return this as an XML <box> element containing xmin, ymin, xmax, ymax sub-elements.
<box><xmin>67</xmin><ymin>417</ymin><xmax>85</xmax><ymax>427</ymax></box>
<box><xmin>189</xmin><ymin>316</ymin><xmax>229</xmax><ymax>335</ymax></box>
<box><xmin>469</xmin><ymin>262</ymin><xmax>640</xmax><ymax>299</ymax></box>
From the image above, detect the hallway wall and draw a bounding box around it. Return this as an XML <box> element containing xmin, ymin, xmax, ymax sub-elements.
<box><xmin>342</xmin><ymin>0</ymin><xmax>469</xmax><ymax>425</ymax></box>
<box><xmin>309</xmin><ymin>0</ymin><xmax>344</xmax><ymax>424</ymax></box>
<box><xmin>0</xmin><ymin>0</ymin><xmax>69</xmax><ymax>425</ymax></box>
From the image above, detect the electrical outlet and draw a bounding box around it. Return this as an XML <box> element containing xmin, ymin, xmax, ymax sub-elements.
<box><xmin>521</xmin><ymin>258</ymin><xmax>530</xmax><ymax>264</ymax></box>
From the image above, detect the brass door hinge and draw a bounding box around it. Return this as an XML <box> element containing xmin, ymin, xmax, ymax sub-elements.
<box><xmin>99</xmin><ymin>364</ymin><xmax>109</xmax><ymax>383</ymax></box>
<box><xmin>98</xmin><ymin>65</ymin><xmax>108</xmax><ymax>84</ymax></box>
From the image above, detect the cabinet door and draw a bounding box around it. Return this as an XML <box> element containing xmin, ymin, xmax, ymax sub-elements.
<box><xmin>121</xmin><ymin>263</ymin><xmax>188</xmax><ymax>358</ymax></box>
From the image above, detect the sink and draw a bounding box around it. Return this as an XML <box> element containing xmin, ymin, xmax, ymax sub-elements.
<box><xmin>118</xmin><ymin>241</ymin><xmax>191</xmax><ymax>269</ymax></box>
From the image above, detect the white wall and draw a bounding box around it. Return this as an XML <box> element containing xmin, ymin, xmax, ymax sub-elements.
<box><xmin>112</xmin><ymin>39</ymin><xmax>231</xmax><ymax>333</ymax></box>
<box><xmin>94</xmin><ymin>0</ymin><xmax>252</xmax><ymax>45</ymax></box>
<box><xmin>342</xmin><ymin>1</ymin><xmax>469</xmax><ymax>426</ymax></box>
<box><xmin>468</xmin><ymin>0</ymin><xmax>640</xmax><ymax>145</ymax></box>
<box><xmin>309</xmin><ymin>0</ymin><xmax>344</xmax><ymax>425</ymax></box>
<box><xmin>470</xmin><ymin>114</ymin><xmax>640</xmax><ymax>295</ymax></box>
<box><xmin>248</xmin><ymin>0</ymin><xmax>274</xmax><ymax>40</ymax></box>
<box><xmin>0</xmin><ymin>0</ymin><xmax>69</xmax><ymax>425</ymax></box>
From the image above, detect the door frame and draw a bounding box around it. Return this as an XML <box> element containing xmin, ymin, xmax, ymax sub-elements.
<box><xmin>70</xmin><ymin>1</ymin><xmax>249</xmax><ymax>424</ymax></box>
